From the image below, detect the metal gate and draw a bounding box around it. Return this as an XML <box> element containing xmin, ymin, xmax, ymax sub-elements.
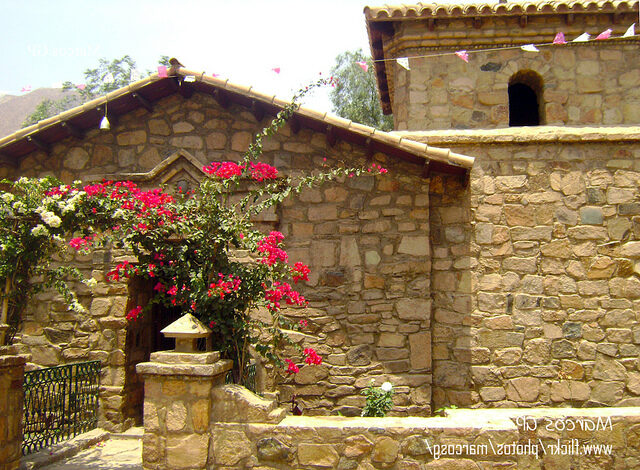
<box><xmin>22</xmin><ymin>360</ymin><xmax>101</xmax><ymax>455</ymax></box>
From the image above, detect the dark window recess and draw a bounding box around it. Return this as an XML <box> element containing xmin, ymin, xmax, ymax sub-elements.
<box><xmin>508</xmin><ymin>70</ymin><xmax>544</xmax><ymax>127</ymax></box>
<box><xmin>508</xmin><ymin>83</ymin><xmax>539</xmax><ymax>126</ymax></box>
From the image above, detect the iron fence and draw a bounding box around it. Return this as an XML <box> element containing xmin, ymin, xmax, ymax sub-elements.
<box><xmin>22</xmin><ymin>360</ymin><xmax>101</xmax><ymax>455</ymax></box>
<box><xmin>225</xmin><ymin>361</ymin><xmax>257</xmax><ymax>393</ymax></box>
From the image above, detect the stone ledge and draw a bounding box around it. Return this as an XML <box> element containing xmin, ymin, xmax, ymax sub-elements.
<box><xmin>0</xmin><ymin>354</ymin><xmax>27</xmax><ymax>368</ymax></box>
<box><xmin>397</xmin><ymin>126</ymin><xmax>640</xmax><ymax>146</ymax></box>
<box><xmin>278</xmin><ymin>414</ymin><xmax>517</xmax><ymax>432</ymax></box>
<box><xmin>150</xmin><ymin>350</ymin><xmax>220</xmax><ymax>364</ymax></box>
<box><xmin>136</xmin><ymin>359</ymin><xmax>233</xmax><ymax>377</ymax></box>
<box><xmin>19</xmin><ymin>428</ymin><xmax>109</xmax><ymax>470</ymax></box>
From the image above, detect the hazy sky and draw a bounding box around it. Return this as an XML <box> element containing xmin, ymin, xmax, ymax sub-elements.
<box><xmin>0</xmin><ymin>0</ymin><xmax>375</xmax><ymax>111</ymax></box>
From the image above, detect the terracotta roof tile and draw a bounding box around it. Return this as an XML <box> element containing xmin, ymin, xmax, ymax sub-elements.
<box><xmin>364</xmin><ymin>0</ymin><xmax>638</xmax><ymax>20</ymax></box>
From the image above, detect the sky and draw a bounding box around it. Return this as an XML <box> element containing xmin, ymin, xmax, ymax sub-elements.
<box><xmin>0</xmin><ymin>0</ymin><xmax>376</xmax><ymax>112</ymax></box>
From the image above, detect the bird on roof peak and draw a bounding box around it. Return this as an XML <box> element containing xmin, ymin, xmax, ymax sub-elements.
<box><xmin>169</xmin><ymin>58</ymin><xmax>184</xmax><ymax>76</ymax></box>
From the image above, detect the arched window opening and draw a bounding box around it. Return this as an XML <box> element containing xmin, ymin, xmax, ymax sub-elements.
<box><xmin>508</xmin><ymin>70</ymin><xmax>544</xmax><ymax>126</ymax></box>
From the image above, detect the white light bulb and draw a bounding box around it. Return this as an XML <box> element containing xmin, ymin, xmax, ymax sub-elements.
<box><xmin>100</xmin><ymin>116</ymin><xmax>110</xmax><ymax>130</ymax></box>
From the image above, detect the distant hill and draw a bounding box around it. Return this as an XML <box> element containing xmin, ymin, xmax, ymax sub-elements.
<box><xmin>0</xmin><ymin>88</ymin><xmax>80</xmax><ymax>138</ymax></box>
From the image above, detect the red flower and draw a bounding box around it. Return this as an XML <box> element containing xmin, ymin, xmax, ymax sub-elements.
<box><xmin>202</xmin><ymin>161</ymin><xmax>244</xmax><ymax>178</ymax></box>
<box><xmin>285</xmin><ymin>359</ymin><xmax>299</xmax><ymax>374</ymax></box>
<box><xmin>292</xmin><ymin>262</ymin><xmax>310</xmax><ymax>283</ymax></box>
<box><xmin>248</xmin><ymin>162</ymin><xmax>278</xmax><ymax>181</ymax></box>
<box><xmin>299</xmin><ymin>319</ymin><xmax>308</xmax><ymax>328</ymax></box>
<box><xmin>126</xmin><ymin>306</ymin><xmax>143</xmax><ymax>321</ymax></box>
<box><xmin>303</xmin><ymin>348</ymin><xmax>322</xmax><ymax>365</ymax></box>
<box><xmin>257</xmin><ymin>231</ymin><xmax>288</xmax><ymax>266</ymax></box>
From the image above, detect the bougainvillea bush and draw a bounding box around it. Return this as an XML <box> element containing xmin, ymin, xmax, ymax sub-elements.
<box><xmin>0</xmin><ymin>79</ymin><xmax>387</xmax><ymax>384</ymax></box>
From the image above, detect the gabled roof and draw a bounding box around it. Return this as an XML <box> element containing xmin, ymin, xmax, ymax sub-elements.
<box><xmin>365</xmin><ymin>0</ymin><xmax>639</xmax><ymax>114</ymax></box>
<box><xmin>0</xmin><ymin>69</ymin><xmax>473</xmax><ymax>175</ymax></box>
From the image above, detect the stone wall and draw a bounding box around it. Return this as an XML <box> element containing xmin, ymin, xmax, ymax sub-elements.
<box><xmin>385</xmin><ymin>12</ymin><xmax>640</xmax><ymax>130</ymax></box>
<box><xmin>10</xmin><ymin>249</ymin><xmax>133</xmax><ymax>432</ymax></box>
<box><xmin>211</xmin><ymin>408</ymin><xmax>640</xmax><ymax>469</ymax></box>
<box><xmin>3</xmin><ymin>90</ymin><xmax>434</xmax><ymax>421</ymax></box>
<box><xmin>413</xmin><ymin>127</ymin><xmax>640</xmax><ymax>410</ymax></box>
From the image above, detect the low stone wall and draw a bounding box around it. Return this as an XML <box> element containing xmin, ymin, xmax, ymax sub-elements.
<box><xmin>210</xmin><ymin>408</ymin><xmax>640</xmax><ymax>469</ymax></box>
<box><xmin>0</xmin><ymin>350</ymin><xmax>26</xmax><ymax>470</ymax></box>
<box><xmin>138</xmin><ymin>353</ymin><xmax>640</xmax><ymax>469</ymax></box>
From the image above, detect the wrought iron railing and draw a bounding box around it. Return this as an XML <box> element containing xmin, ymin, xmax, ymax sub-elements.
<box><xmin>22</xmin><ymin>360</ymin><xmax>101</xmax><ymax>455</ymax></box>
<box><xmin>225</xmin><ymin>361</ymin><xmax>257</xmax><ymax>393</ymax></box>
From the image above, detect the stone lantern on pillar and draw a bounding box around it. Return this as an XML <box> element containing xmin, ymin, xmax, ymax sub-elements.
<box><xmin>160</xmin><ymin>313</ymin><xmax>212</xmax><ymax>353</ymax></box>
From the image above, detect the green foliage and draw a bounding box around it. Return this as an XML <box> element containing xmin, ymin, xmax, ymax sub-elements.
<box><xmin>434</xmin><ymin>404</ymin><xmax>458</xmax><ymax>416</ymax></box>
<box><xmin>361</xmin><ymin>380</ymin><xmax>394</xmax><ymax>417</ymax></box>
<box><xmin>329</xmin><ymin>49</ymin><xmax>394</xmax><ymax>132</ymax></box>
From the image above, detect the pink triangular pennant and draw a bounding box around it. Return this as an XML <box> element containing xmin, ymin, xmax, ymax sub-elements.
<box><xmin>553</xmin><ymin>32</ymin><xmax>567</xmax><ymax>44</ymax></box>
<box><xmin>356</xmin><ymin>61</ymin><xmax>369</xmax><ymax>72</ymax></box>
<box><xmin>596</xmin><ymin>29</ymin><xmax>612</xmax><ymax>40</ymax></box>
<box><xmin>272</xmin><ymin>67</ymin><xmax>281</xmax><ymax>74</ymax></box>
<box><xmin>157</xmin><ymin>66</ymin><xmax>168</xmax><ymax>78</ymax></box>
<box><xmin>21</xmin><ymin>85</ymin><xmax>31</xmax><ymax>92</ymax></box>
<box><xmin>76</xmin><ymin>84</ymin><xmax>86</xmax><ymax>91</ymax></box>
<box><xmin>455</xmin><ymin>50</ymin><xmax>469</xmax><ymax>63</ymax></box>
<box><xmin>211</xmin><ymin>73</ymin><xmax>220</xmax><ymax>78</ymax></box>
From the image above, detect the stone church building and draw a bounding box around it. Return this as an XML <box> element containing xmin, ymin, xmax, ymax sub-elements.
<box><xmin>1</xmin><ymin>0</ymin><xmax>639</xmax><ymax>431</ymax></box>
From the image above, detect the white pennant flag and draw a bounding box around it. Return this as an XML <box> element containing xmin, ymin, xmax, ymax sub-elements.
<box><xmin>130</xmin><ymin>69</ymin><xmax>142</xmax><ymax>82</ymax></box>
<box><xmin>573</xmin><ymin>32</ymin><xmax>591</xmax><ymax>42</ymax></box>
<box><xmin>103</xmin><ymin>72</ymin><xmax>115</xmax><ymax>83</ymax></box>
<box><xmin>623</xmin><ymin>23</ymin><xmax>636</xmax><ymax>37</ymax></box>
<box><xmin>521</xmin><ymin>44</ymin><xmax>539</xmax><ymax>52</ymax></box>
<box><xmin>183</xmin><ymin>75</ymin><xmax>196</xmax><ymax>82</ymax></box>
<box><xmin>397</xmin><ymin>57</ymin><xmax>410</xmax><ymax>70</ymax></box>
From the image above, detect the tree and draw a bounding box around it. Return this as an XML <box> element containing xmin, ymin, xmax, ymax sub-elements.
<box><xmin>22</xmin><ymin>55</ymin><xmax>167</xmax><ymax>128</ymax></box>
<box><xmin>329</xmin><ymin>49</ymin><xmax>394</xmax><ymax>132</ymax></box>
<box><xmin>61</xmin><ymin>55</ymin><xmax>137</xmax><ymax>101</ymax></box>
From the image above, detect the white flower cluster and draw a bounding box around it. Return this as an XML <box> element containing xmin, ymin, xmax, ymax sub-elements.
<box><xmin>1</xmin><ymin>193</ymin><xmax>14</xmax><ymax>203</ymax></box>
<box><xmin>31</xmin><ymin>224</ymin><xmax>49</xmax><ymax>237</ymax></box>
<box><xmin>381</xmin><ymin>381</ymin><xmax>393</xmax><ymax>392</ymax></box>
<box><xmin>36</xmin><ymin>207</ymin><xmax>62</xmax><ymax>228</ymax></box>
<box><xmin>83</xmin><ymin>278</ymin><xmax>98</xmax><ymax>288</ymax></box>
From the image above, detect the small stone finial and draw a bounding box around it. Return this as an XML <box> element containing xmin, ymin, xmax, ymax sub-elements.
<box><xmin>160</xmin><ymin>313</ymin><xmax>212</xmax><ymax>353</ymax></box>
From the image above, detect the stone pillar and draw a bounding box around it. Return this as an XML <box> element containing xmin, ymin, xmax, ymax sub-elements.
<box><xmin>136</xmin><ymin>350</ymin><xmax>232</xmax><ymax>470</ymax></box>
<box><xmin>0</xmin><ymin>348</ymin><xmax>26</xmax><ymax>470</ymax></box>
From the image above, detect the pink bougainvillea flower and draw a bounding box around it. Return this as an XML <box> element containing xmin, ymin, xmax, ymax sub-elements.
<box><xmin>285</xmin><ymin>359</ymin><xmax>299</xmax><ymax>374</ymax></box>
<box><xmin>299</xmin><ymin>319</ymin><xmax>308</xmax><ymax>328</ymax></box>
<box><xmin>248</xmin><ymin>162</ymin><xmax>278</xmax><ymax>181</ymax></box>
<box><xmin>126</xmin><ymin>306</ymin><xmax>143</xmax><ymax>321</ymax></box>
<box><xmin>292</xmin><ymin>262</ymin><xmax>310</xmax><ymax>283</ymax></box>
<box><xmin>303</xmin><ymin>348</ymin><xmax>323</xmax><ymax>365</ymax></box>
<box><xmin>202</xmin><ymin>161</ymin><xmax>244</xmax><ymax>179</ymax></box>
<box><xmin>257</xmin><ymin>231</ymin><xmax>288</xmax><ymax>266</ymax></box>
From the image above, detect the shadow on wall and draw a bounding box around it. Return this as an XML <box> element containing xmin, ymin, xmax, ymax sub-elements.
<box><xmin>429</xmin><ymin>173</ymin><xmax>474</xmax><ymax>410</ymax></box>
